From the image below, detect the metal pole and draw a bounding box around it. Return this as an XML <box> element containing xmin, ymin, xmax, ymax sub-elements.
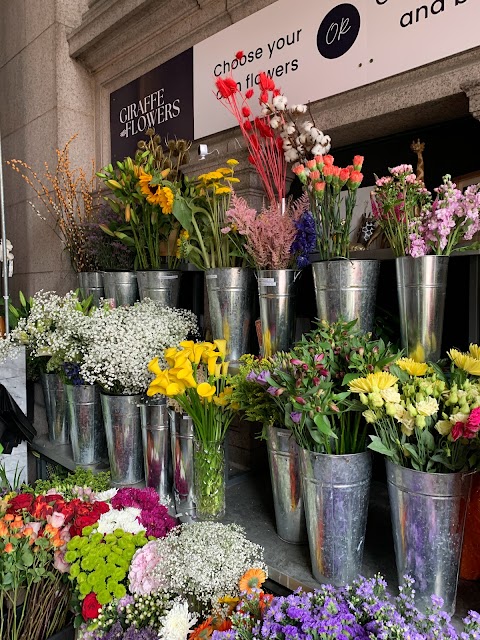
<box><xmin>0</xmin><ymin>128</ymin><xmax>9</xmax><ymax>335</ymax></box>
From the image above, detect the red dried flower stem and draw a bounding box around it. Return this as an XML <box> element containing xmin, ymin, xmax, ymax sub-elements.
<box><xmin>216</xmin><ymin>75</ymin><xmax>286</xmax><ymax>205</ymax></box>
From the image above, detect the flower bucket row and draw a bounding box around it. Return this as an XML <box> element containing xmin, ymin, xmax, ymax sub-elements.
<box><xmin>231</xmin><ymin>319</ymin><xmax>480</xmax><ymax>613</ymax></box>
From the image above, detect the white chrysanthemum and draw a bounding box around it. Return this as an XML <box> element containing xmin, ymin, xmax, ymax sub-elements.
<box><xmin>93</xmin><ymin>488</ymin><xmax>118</xmax><ymax>502</ymax></box>
<box><xmin>97</xmin><ymin>507</ymin><xmax>144</xmax><ymax>534</ymax></box>
<box><xmin>159</xmin><ymin>600</ymin><xmax>197</xmax><ymax>640</ymax></box>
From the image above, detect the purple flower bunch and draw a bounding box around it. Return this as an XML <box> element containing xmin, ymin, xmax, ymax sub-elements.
<box><xmin>111</xmin><ymin>487</ymin><xmax>177</xmax><ymax>538</ymax></box>
<box><xmin>291</xmin><ymin>210</ymin><xmax>316</xmax><ymax>268</ymax></box>
<box><xmin>63</xmin><ymin>361</ymin><xmax>85</xmax><ymax>386</ymax></box>
<box><xmin>213</xmin><ymin>575</ymin><xmax>480</xmax><ymax>640</ymax></box>
<box><xmin>82</xmin><ymin>204</ymin><xmax>136</xmax><ymax>271</ymax></box>
<box><xmin>88</xmin><ymin>622</ymin><xmax>158</xmax><ymax>640</ymax></box>
<box><xmin>409</xmin><ymin>176</ymin><xmax>480</xmax><ymax>257</ymax></box>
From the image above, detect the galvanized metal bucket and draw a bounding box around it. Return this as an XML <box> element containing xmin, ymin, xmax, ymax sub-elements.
<box><xmin>169</xmin><ymin>408</ymin><xmax>196</xmax><ymax>522</ymax></box>
<box><xmin>300</xmin><ymin>449</ymin><xmax>372</xmax><ymax>585</ymax></box>
<box><xmin>396</xmin><ymin>255</ymin><xmax>449</xmax><ymax>362</ymax></box>
<box><xmin>136</xmin><ymin>270</ymin><xmax>181</xmax><ymax>307</ymax></box>
<box><xmin>100</xmin><ymin>392</ymin><xmax>144</xmax><ymax>485</ymax></box>
<box><xmin>40</xmin><ymin>372</ymin><xmax>69</xmax><ymax>444</ymax></box>
<box><xmin>140</xmin><ymin>396</ymin><xmax>172</xmax><ymax>503</ymax></box>
<box><xmin>257</xmin><ymin>269</ymin><xmax>299</xmax><ymax>356</ymax></box>
<box><xmin>205</xmin><ymin>267</ymin><xmax>254</xmax><ymax>366</ymax></box>
<box><xmin>386</xmin><ymin>459</ymin><xmax>472</xmax><ymax>614</ymax></box>
<box><xmin>102</xmin><ymin>271</ymin><xmax>138</xmax><ymax>307</ymax></box>
<box><xmin>65</xmin><ymin>384</ymin><xmax>107</xmax><ymax>465</ymax></box>
<box><xmin>77</xmin><ymin>271</ymin><xmax>104</xmax><ymax>306</ymax></box>
<box><xmin>312</xmin><ymin>259</ymin><xmax>379</xmax><ymax>333</ymax></box>
<box><xmin>266</xmin><ymin>425</ymin><xmax>307</xmax><ymax>544</ymax></box>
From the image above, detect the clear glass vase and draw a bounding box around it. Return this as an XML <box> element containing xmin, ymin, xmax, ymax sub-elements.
<box><xmin>193</xmin><ymin>438</ymin><xmax>226</xmax><ymax>520</ymax></box>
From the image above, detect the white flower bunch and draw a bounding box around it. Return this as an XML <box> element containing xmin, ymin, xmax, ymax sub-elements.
<box><xmin>158</xmin><ymin>600</ymin><xmax>197</xmax><ymax>640</ymax></box>
<box><xmin>152</xmin><ymin>522</ymin><xmax>266</xmax><ymax>613</ymax></box>
<box><xmin>262</xmin><ymin>92</ymin><xmax>331</xmax><ymax>164</ymax></box>
<box><xmin>80</xmin><ymin>299</ymin><xmax>197</xmax><ymax>394</ymax></box>
<box><xmin>9</xmin><ymin>290</ymin><xmax>87</xmax><ymax>369</ymax></box>
<box><xmin>97</xmin><ymin>506</ymin><xmax>145</xmax><ymax>535</ymax></box>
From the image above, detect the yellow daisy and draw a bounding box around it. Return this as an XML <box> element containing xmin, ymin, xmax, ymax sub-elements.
<box><xmin>395</xmin><ymin>358</ymin><xmax>429</xmax><ymax>376</ymax></box>
<box><xmin>227</xmin><ymin>158</ymin><xmax>239</xmax><ymax>166</ymax></box>
<box><xmin>469</xmin><ymin>344</ymin><xmax>480</xmax><ymax>360</ymax></box>
<box><xmin>448</xmin><ymin>349</ymin><xmax>480</xmax><ymax>376</ymax></box>
<box><xmin>349</xmin><ymin>371</ymin><xmax>398</xmax><ymax>394</ymax></box>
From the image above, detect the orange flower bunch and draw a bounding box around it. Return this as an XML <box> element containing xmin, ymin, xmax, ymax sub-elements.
<box><xmin>0</xmin><ymin>512</ymin><xmax>63</xmax><ymax>553</ymax></box>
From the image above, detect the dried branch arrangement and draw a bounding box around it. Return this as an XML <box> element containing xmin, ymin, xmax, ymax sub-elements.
<box><xmin>7</xmin><ymin>134</ymin><xmax>98</xmax><ymax>273</ymax></box>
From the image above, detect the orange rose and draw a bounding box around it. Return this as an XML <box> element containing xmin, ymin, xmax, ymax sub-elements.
<box><xmin>4</xmin><ymin>543</ymin><xmax>14</xmax><ymax>553</ymax></box>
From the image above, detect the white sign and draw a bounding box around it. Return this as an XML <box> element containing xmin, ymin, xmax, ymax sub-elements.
<box><xmin>193</xmin><ymin>0</ymin><xmax>479</xmax><ymax>139</ymax></box>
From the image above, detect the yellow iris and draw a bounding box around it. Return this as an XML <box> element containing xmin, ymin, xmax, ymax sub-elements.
<box><xmin>165</xmin><ymin>382</ymin><xmax>185</xmax><ymax>396</ymax></box>
<box><xmin>448</xmin><ymin>349</ymin><xmax>480</xmax><ymax>376</ymax></box>
<box><xmin>395</xmin><ymin>358</ymin><xmax>429</xmax><ymax>376</ymax></box>
<box><xmin>349</xmin><ymin>371</ymin><xmax>398</xmax><ymax>394</ymax></box>
<box><xmin>165</xmin><ymin>347</ymin><xmax>179</xmax><ymax>367</ymax></box>
<box><xmin>207</xmin><ymin>355</ymin><xmax>219</xmax><ymax>376</ymax></box>
<box><xmin>197</xmin><ymin>382</ymin><xmax>216</xmax><ymax>400</ymax></box>
<box><xmin>148</xmin><ymin>357</ymin><xmax>162</xmax><ymax>376</ymax></box>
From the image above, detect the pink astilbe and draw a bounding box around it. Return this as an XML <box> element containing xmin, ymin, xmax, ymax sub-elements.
<box><xmin>226</xmin><ymin>192</ymin><xmax>308</xmax><ymax>269</ymax></box>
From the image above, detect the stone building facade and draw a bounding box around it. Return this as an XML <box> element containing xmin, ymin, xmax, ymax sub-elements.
<box><xmin>1</xmin><ymin>0</ymin><xmax>480</xmax><ymax>300</ymax></box>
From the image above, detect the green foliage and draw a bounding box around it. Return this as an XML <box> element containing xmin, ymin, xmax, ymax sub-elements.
<box><xmin>33</xmin><ymin>468</ymin><xmax>111</xmax><ymax>499</ymax></box>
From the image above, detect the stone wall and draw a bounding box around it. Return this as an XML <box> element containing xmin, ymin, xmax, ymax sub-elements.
<box><xmin>0</xmin><ymin>0</ymin><xmax>94</xmax><ymax>301</ymax></box>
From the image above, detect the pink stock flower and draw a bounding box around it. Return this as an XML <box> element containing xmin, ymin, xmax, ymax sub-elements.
<box><xmin>48</xmin><ymin>511</ymin><xmax>66</xmax><ymax>529</ymax></box>
<box><xmin>54</xmin><ymin>550</ymin><xmax>70</xmax><ymax>574</ymax></box>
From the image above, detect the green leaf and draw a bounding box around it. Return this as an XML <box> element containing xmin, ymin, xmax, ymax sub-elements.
<box><xmin>172</xmin><ymin>198</ymin><xmax>194</xmax><ymax>234</ymax></box>
<box><xmin>368</xmin><ymin>435</ymin><xmax>394</xmax><ymax>457</ymax></box>
<box><xmin>313</xmin><ymin>413</ymin><xmax>337</xmax><ymax>438</ymax></box>
<box><xmin>22</xmin><ymin>550</ymin><xmax>34</xmax><ymax>567</ymax></box>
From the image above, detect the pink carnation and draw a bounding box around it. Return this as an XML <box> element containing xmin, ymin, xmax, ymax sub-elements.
<box><xmin>451</xmin><ymin>422</ymin><xmax>465</xmax><ymax>441</ymax></box>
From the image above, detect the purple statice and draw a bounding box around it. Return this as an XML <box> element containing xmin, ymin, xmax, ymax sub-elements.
<box><xmin>123</xmin><ymin>627</ymin><xmax>158</xmax><ymax>640</ymax></box>
<box><xmin>291</xmin><ymin>210</ymin><xmax>316</xmax><ymax>269</ymax></box>
<box><xmin>111</xmin><ymin>487</ymin><xmax>177</xmax><ymax>538</ymax></box>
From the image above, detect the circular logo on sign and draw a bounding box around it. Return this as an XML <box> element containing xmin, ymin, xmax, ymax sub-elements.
<box><xmin>317</xmin><ymin>3</ymin><xmax>361</xmax><ymax>59</ymax></box>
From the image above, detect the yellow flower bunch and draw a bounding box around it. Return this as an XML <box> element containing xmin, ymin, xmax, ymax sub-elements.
<box><xmin>448</xmin><ymin>345</ymin><xmax>480</xmax><ymax>376</ymax></box>
<box><xmin>147</xmin><ymin>339</ymin><xmax>235</xmax><ymax>442</ymax></box>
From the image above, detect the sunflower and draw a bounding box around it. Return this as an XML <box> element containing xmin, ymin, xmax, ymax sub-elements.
<box><xmin>239</xmin><ymin>568</ymin><xmax>266</xmax><ymax>593</ymax></box>
<box><xmin>448</xmin><ymin>349</ymin><xmax>480</xmax><ymax>376</ymax></box>
<box><xmin>138</xmin><ymin>169</ymin><xmax>161</xmax><ymax>205</ymax></box>
<box><xmin>157</xmin><ymin>186</ymin><xmax>174</xmax><ymax>213</ymax></box>
<box><xmin>395</xmin><ymin>358</ymin><xmax>429</xmax><ymax>376</ymax></box>
<box><xmin>348</xmin><ymin>371</ymin><xmax>398</xmax><ymax>394</ymax></box>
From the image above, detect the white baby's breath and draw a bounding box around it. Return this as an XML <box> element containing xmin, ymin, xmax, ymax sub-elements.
<box><xmin>79</xmin><ymin>299</ymin><xmax>198</xmax><ymax>394</ymax></box>
<box><xmin>152</xmin><ymin>522</ymin><xmax>266</xmax><ymax>613</ymax></box>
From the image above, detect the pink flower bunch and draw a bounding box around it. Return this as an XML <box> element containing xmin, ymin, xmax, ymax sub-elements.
<box><xmin>410</xmin><ymin>176</ymin><xmax>480</xmax><ymax>256</ymax></box>
<box><xmin>111</xmin><ymin>488</ymin><xmax>177</xmax><ymax>539</ymax></box>
<box><xmin>224</xmin><ymin>192</ymin><xmax>308</xmax><ymax>269</ymax></box>
<box><xmin>128</xmin><ymin>540</ymin><xmax>165</xmax><ymax>595</ymax></box>
<box><xmin>451</xmin><ymin>407</ymin><xmax>480</xmax><ymax>441</ymax></box>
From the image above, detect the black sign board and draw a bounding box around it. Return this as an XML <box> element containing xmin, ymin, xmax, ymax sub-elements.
<box><xmin>110</xmin><ymin>48</ymin><xmax>194</xmax><ymax>163</ymax></box>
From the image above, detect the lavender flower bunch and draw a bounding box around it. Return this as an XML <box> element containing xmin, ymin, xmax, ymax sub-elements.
<box><xmin>212</xmin><ymin>575</ymin><xmax>480</xmax><ymax>640</ymax></box>
<box><xmin>409</xmin><ymin>176</ymin><xmax>480</xmax><ymax>257</ymax></box>
<box><xmin>291</xmin><ymin>210</ymin><xmax>316</xmax><ymax>268</ymax></box>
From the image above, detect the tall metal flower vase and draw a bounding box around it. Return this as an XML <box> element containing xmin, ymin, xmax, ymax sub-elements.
<box><xmin>396</xmin><ymin>255</ymin><xmax>449</xmax><ymax>362</ymax></box>
<box><xmin>77</xmin><ymin>272</ymin><xmax>104</xmax><ymax>306</ymax></box>
<box><xmin>169</xmin><ymin>409</ymin><xmax>196</xmax><ymax>522</ymax></box>
<box><xmin>40</xmin><ymin>372</ymin><xmax>69</xmax><ymax>444</ymax></box>
<box><xmin>102</xmin><ymin>271</ymin><xmax>138</xmax><ymax>307</ymax></box>
<box><xmin>65</xmin><ymin>384</ymin><xmax>107</xmax><ymax>465</ymax></box>
<box><xmin>140</xmin><ymin>396</ymin><xmax>172</xmax><ymax>504</ymax></box>
<box><xmin>258</xmin><ymin>270</ymin><xmax>299</xmax><ymax>357</ymax></box>
<box><xmin>136</xmin><ymin>270</ymin><xmax>181</xmax><ymax>307</ymax></box>
<box><xmin>312</xmin><ymin>260</ymin><xmax>380</xmax><ymax>333</ymax></box>
<box><xmin>206</xmin><ymin>268</ymin><xmax>254</xmax><ymax>367</ymax></box>
<box><xmin>386</xmin><ymin>460</ymin><xmax>472</xmax><ymax>614</ymax></box>
<box><xmin>100</xmin><ymin>392</ymin><xmax>144</xmax><ymax>485</ymax></box>
<box><xmin>266</xmin><ymin>425</ymin><xmax>307</xmax><ymax>544</ymax></box>
<box><xmin>300</xmin><ymin>449</ymin><xmax>372</xmax><ymax>585</ymax></box>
